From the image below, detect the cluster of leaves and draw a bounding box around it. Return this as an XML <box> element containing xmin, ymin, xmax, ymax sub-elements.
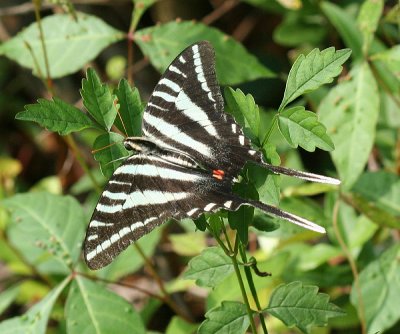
<box><xmin>0</xmin><ymin>0</ymin><xmax>399</xmax><ymax>333</ymax></box>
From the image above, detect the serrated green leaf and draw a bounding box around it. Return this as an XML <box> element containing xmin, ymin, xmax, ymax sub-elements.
<box><xmin>319</xmin><ymin>63</ymin><xmax>379</xmax><ymax>189</ymax></box>
<box><xmin>16</xmin><ymin>97</ymin><xmax>96</xmax><ymax>135</ymax></box>
<box><xmin>114</xmin><ymin>79</ymin><xmax>143</xmax><ymax>136</ymax></box>
<box><xmin>321</xmin><ymin>2</ymin><xmax>363</xmax><ymax>60</ymax></box>
<box><xmin>93</xmin><ymin>132</ymin><xmax>129</xmax><ymax>178</ymax></box>
<box><xmin>134</xmin><ymin>21</ymin><xmax>274</xmax><ymax>85</ymax></box>
<box><xmin>0</xmin><ymin>13</ymin><xmax>124</xmax><ymax>78</ymax></box>
<box><xmin>224</xmin><ymin>87</ymin><xmax>260</xmax><ymax>145</ymax></box>
<box><xmin>81</xmin><ymin>68</ymin><xmax>118</xmax><ymax>131</ymax></box>
<box><xmin>183</xmin><ymin>247</ymin><xmax>233</xmax><ymax>287</ymax></box>
<box><xmin>198</xmin><ymin>301</ymin><xmax>250</xmax><ymax>334</ymax></box>
<box><xmin>0</xmin><ymin>278</ymin><xmax>69</xmax><ymax>334</ymax></box>
<box><xmin>65</xmin><ymin>276</ymin><xmax>145</xmax><ymax>334</ymax></box>
<box><xmin>351</xmin><ymin>244</ymin><xmax>400</xmax><ymax>334</ymax></box>
<box><xmin>279</xmin><ymin>47</ymin><xmax>351</xmax><ymax>110</ymax></box>
<box><xmin>3</xmin><ymin>193</ymin><xmax>85</xmax><ymax>274</ymax></box>
<box><xmin>266</xmin><ymin>281</ymin><xmax>345</xmax><ymax>333</ymax></box>
<box><xmin>357</xmin><ymin>0</ymin><xmax>384</xmax><ymax>54</ymax></box>
<box><xmin>278</xmin><ymin>106</ymin><xmax>334</xmax><ymax>152</ymax></box>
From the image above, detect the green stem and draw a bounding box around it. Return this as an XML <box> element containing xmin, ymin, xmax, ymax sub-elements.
<box><xmin>239</xmin><ymin>245</ymin><xmax>269</xmax><ymax>333</ymax></box>
<box><xmin>231</xmin><ymin>237</ymin><xmax>257</xmax><ymax>334</ymax></box>
<box><xmin>261</xmin><ymin>114</ymin><xmax>278</xmax><ymax>148</ymax></box>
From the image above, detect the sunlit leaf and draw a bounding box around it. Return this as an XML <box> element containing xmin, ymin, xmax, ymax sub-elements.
<box><xmin>134</xmin><ymin>21</ymin><xmax>274</xmax><ymax>85</ymax></box>
<box><xmin>0</xmin><ymin>13</ymin><xmax>124</xmax><ymax>78</ymax></box>
<box><xmin>357</xmin><ymin>0</ymin><xmax>384</xmax><ymax>54</ymax></box>
<box><xmin>16</xmin><ymin>98</ymin><xmax>96</xmax><ymax>135</ymax></box>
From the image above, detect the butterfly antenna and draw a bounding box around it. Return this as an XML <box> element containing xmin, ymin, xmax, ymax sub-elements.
<box><xmin>91</xmin><ymin>141</ymin><xmax>120</xmax><ymax>154</ymax></box>
<box><xmin>105</xmin><ymin>155</ymin><xmax>128</xmax><ymax>166</ymax></box>
<box><xmin>247</xmin><ymin>199</ymin><xmax>326</xmax><ymax>233</ymax></box>
<box><xmin>115</xmin><ymin>99</ymin><xmax>129</xmax><ymax>137</ymax></box>
<box><xmin>258</xmin><ymin>161</ymin><xmax>340</xmax><ymax>185</ymax></box>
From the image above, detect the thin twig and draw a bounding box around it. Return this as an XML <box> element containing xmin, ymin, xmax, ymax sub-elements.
<box><xmin>202</xmin><ymin>0</ymin><xmax>239</xmax><ymax>25</ymax></box>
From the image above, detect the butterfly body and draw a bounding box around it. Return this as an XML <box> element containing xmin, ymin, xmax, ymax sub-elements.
<box><xmin>84</xmin><ymin>41</ymin><xmax>339</xmax><ymax>270</ymax></box>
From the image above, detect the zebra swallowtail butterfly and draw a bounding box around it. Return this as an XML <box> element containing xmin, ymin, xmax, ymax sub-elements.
<box><xmin>84</xmin><ymin>41</ymin><xmax>339</xmax><ymax>270</ymax></box>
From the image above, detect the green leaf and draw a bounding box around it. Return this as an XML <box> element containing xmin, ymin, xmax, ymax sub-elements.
<box><xmin>0</xmin><ymin>285</ymin><xmax>20</xmax><ymax>316</ymax></box>
<box><xmin>224</xmin><ymin>87</ymin><xmax>260</xmax><ymax>145</ymax></box>
<box><xmin>166</xmin><ymin>316</ymin><xmax>198</xmax><ymax>334</ymax></box>
<box><xmin>114</xmin><ymin>79</ymin><xmax>143</xmax><ymax>136</ymax></box>
<box><xmin>65</xmin><ymin>276</ymin><xmax>146</xmax><ymax>334</ymax></box>
<box><xmin>0</xmin><ymin>278</ymin><xmax>69</xmax><ymax>334</ymax></box>
<box><xmin>351</xmin><ymin>244</ymin><xmax>400</xmax><ymax>334</ymax></box>
<box><xmin>134</xmin><ymin>21</ymin><xmax>274</xmax><ymax>85</ymax></box>
<box><xmin>169</xmin><ymin>232</ymin><xmax>206</xmax><ymax>256</ymax></box>
<box><xmin>345</xmin><ymin>171</ymin><xmax>400</xmax><ymax>228</ymax></box>
<box><xmin>198</xmin><ymin>301</ymin><xmax>250</xmax><ymax>334</ymax></box>
<box><xmin>92</xmin><ymin>132</ymin><xmax>129</xmax><ymax>178</ymax></box>
<box><xmin>321</xmin><ymin>2</ymin><xmax>363</xmax><ymax>60</ymax></box>
<box><xmin>319</xmin><ymin>63</ymin><xmax>379</xmax><ymax>189</ymax></box>
<box><xmin>16</xmin><ymin>98</ymin><xmax>96</xmax><ymax>135</ymax></box>
<box><xmin>0</xmin><ymin>13</ymin><xmax>124</xmax><ymax>78</ymax></box>
<box><xmin>265</xmin><ymin>281</ymin><xmax>345</xmax><ymax>333</ymax></box>
<box><xmin>3</xmin><ymin>193</ymin><xmax>85</xmax><ymax>274</ymax></box>
<box><xmin>279</xmin><ymin>47</ymin><xmax>351</xmax><ymax>110</ymax></box>
<box><xmin>278</xmin><ymin>106</ymin><xmax>334</xmax><ymax>152</ymax></box>
<box><xmin>372</xmin><ymin>45</ymin><xmax>400</xmax><ymax>81</ymax></box>
<box><xmin>81</xmin><ymin>68</ymin><xmax>118</xmax><ymax>131</ymax></box>
<box><xmin>357</xmin><ymin>0</ymin><xmax>384</xmax><ymax>54</ymax></box>
<box><xmin>183</xmin><ymin>247</ymin><xmax>233</xmax><ymax>287</ymax></box>
<box><xmin>273</xmin><ymin>14</ymin><xmax>327</xmax><ymax>47</ymax></box>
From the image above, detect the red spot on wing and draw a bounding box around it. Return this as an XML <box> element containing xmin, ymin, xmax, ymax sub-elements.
<box><xmin>212</xmin><ymin>169</ymin><xmax>225</xmax><ymax>180</ymax></box>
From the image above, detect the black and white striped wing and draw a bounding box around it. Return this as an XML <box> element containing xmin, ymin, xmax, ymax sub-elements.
<box><xmin>142</xmin><ymin>41</ymin><xmax>255</xmax><ymax>175</ymax></box>
<box><xmin>84</xmin><ymin>155</ymin><xmax>238</xmax><ymax>270</ymax></box>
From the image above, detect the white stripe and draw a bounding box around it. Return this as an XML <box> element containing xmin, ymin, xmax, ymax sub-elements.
<box><xmin>90</xmin><ymin>220</ymin><xmax>114</xmax><ymax>227</ymax></box>
<box><xmin>110</xmin><ymin>233</ymin><xmax>120</xmax><ymax>243</ymax></box>
<box><xmin>143</xmin><ymin>113</ymin><xmax>212</xmax><ymax>157</ymax></box>
<box><xmin>103</xmin><ymin>190</ymin><xmax>127</xmax><ymax>201</ymax></box>
<box><xmin>109</xmin><ymin>180</ymin><xmax>131</xmax><ymax>185</ymax></box>
<box><xmin>86</xmin><ymin>249</ymin><xmax>97</xmax><ymax>261</ymax></box>
<box><xmin>248</xmin><ymin>150</ymin><xmax>256</xmax><ymax>155</ymax></box>
<box><xmin>96</xmin><ymin>203</ymin><xmax>122</xmax><ymax>214</ymax></box>
<box><xmin>101</xmin><ymin>239</ymin><xmax>112</xmax><ymax>251</ymax></box>
<box><xmin>148</xmin><ymin>102</ymin><xmax>167</xmax><ymax>111</ymax></box>
<box><xmin>176</xmin><ymin>91</ymin><xmax>219</xmax><ymax>137</ymax></box>
<box><xmin>224</xmin><ymin>201</ymin><xmax>232</xmax><ymax>208</ymax></box>
<box><xmin>169</xmin><ymin>65</ymin><xmax>187</xmax><ymax>77</ymax></box>
<box><xmin>119</xmin><ymin>226</ymin><xmax>131</xmax><ymax>238</ymax></box>
<box><xmin>239</xmin><ymin>135</ymin><xmax>245</xmax><ymax>145</ymax></box>
<box><xmin>124</xmin><ymin>191</ymin><xmax>189</xmax><ymax>209</ymax></box>
<box><xmin>187</xmin><ymin>208</ymin><xmax>198</xmax><ymax>216</ymax></box>
<box><xmin>159</xmin><ymin>78</ymin><xmax>181</xmax><ymax>93</ymax></box>
<box><xmin>87</xmin><ymin>235</ymin><xmax>98</xmax><ymax>241</ymax></box>
<box><xmin>204</xmin><ymin>203</ymin><xmax>216</xmax><ymax>211</ymax></box>
<box><xmin>179</xmin><ymin>56</ymin><xmax>186</xmax><ymax>63</ymax></box>
<box><xmin>116</xmin><ymin>163</ymin><xmax>202</xmax><ymax>182</ymax></box>
<box><xmin>192</xmin><ymin>45</ymin><xmax>199</xmax><ymax>54</ymax></box>
<box><xmin>144</xmin><ymin>217</ymin><xmax>157</xmax><ymax>225</ymax></box>
<box><xmin>231</xmin><ymin>124</ymin><xmax>237</xmax><ymax>133</ymax></box>
<box><xmin>153</xmin><ymin>91</ymin><xmax>175</xmax><ymax>103</ymax></box>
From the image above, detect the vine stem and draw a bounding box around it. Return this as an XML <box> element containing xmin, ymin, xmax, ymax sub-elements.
<box><xmin>231</xmin><ymin>236</ymin><xmax>257</xmax><ymax>334</ymax></box>
<box><xmin>332</xmin><ymin>199</ymin><xmax>367</xmax><ymax>334</ymax></box>
<box><xmin>261</xmin><ymin>114</ymin><xmax>278</xmax><ymax>148</ymax></box>
<box><xmin>239</xmin><ymin>244</ymin><xmax>268</xmax><ymax>333</ymax></box>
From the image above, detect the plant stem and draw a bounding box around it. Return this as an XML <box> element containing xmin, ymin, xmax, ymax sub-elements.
<box><xmin>261</xmin><ymin>114</ymin><xmax>278</xmax><ymax>148</ymax></box>
<box><xmin>239</xmin><ymin>244</ymin><xmax>268</xmax><ymax>333</ymax></box>
<box><xmin>332</xmin><ymin>199</ymin><xmax>367</xmax><ymax>334</ymax></box>
<box><xmin>231</xmin><ymin>236</ymin><xmax>257</xmax><ymax>334</ymax></box>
